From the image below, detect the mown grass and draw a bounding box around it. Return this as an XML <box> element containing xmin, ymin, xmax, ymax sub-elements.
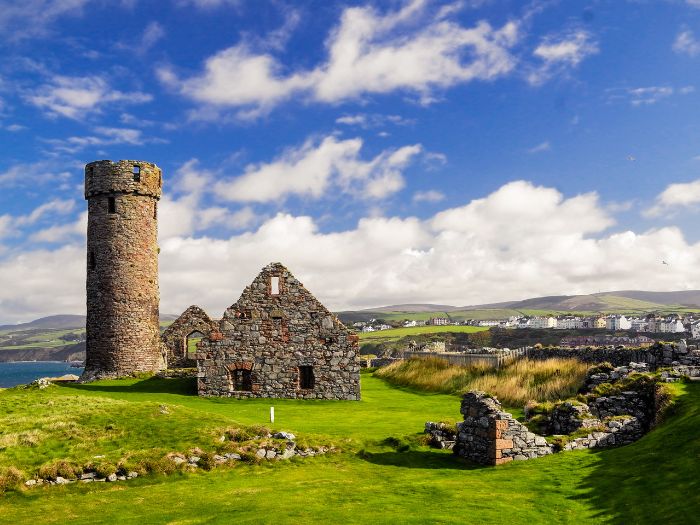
<box><xmin>0</xmin><ymin>373</ymin><xmax>698</xmax><ymax>524</ymax></box>
<box><xmin>358</xmin><ymin>325</ymin><xmax>487</xmax><ymax>343</ymax></box>
<box><xmin>375</xmin><ymin>356</ymin><xmax>589</xmax><ymax>406</ymax></box>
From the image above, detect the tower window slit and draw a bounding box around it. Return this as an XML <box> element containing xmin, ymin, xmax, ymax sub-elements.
<box><xmin>89</xmin><ymin>251</ymin><xmax>96</xmax><ymax>270</ymax></box>
<box><xmin>133</xmin><ymin>165</ymin><xmax>141</xmax><ymax>182</ymax></box>
<box><xmin>153</xmin><ymin>202</ymin><xmax>157</xmax><ymax>219</ymax></box>
<box><xmin>108</xmin><ymin>197</ymin><xmax>116</xmax><ymax>214</ymax></box>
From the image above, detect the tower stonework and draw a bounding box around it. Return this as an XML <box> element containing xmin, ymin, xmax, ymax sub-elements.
<box><xmin>83</xmin><ymin>160</ymin><xmax>163</xmax><ymax>380</ymax></box>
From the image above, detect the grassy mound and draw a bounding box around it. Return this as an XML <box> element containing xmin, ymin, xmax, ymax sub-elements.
<box><xmin>375</xmin><ymin>356</ymin><xmax>589</xmax><ymax>405</ymax></box>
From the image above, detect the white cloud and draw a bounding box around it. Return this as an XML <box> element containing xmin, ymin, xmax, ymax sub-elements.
<box><xmin>0</xmin><ymin>198</ymin><xmax>76</xmax><ymax>241</ymax></box>
<box><xmin>159</xmin><ymin>0</ymin><xmax>520</xmax><ymax>117</ymax></box>
<box><xmin>646</xmin><ymin>179</ymin><xmax>700</xmax><ymax>217</ymax></box>
<box><xmin>8</xmin><ymin>180</ymin><xmax>700</xmax><ymax>323</ymax></box>
<box><xmin>335</xmin><ymin>113</ymin><xmax>415</xmax><ymax>128</ymax></box>
<box><xmin>116</xmin><ymin>21</ymin><xmax>166</xmax><ymax>54</ymax></box>
<box><xmin>0</xmin><ymin>160</ymin><xmax>73</xmax><ymax>188</ymax></box>
<box><xmin>5</xmin><ymin>124</ymin><xmax>26</xmax><ymax>132</ymax></box>
<box><xmin>44</xmin><ymin>126</ymin><xmax>165</xmax><ymax>153</ymax></box>
<box><xmin>527</xmin><ymin>141</ymin><xmax>551</xmax><ymax>154</ymax></box>
<box><xmin>159</xmin><ymin>159</ymin><xmax>262</xmax><ymax>239</ymax></box>
<box><xmin>413</xmin><ymin>190</ymin><xmax>445</xmax><ymax>203</ymax></box>
<box><xmin>175</xmin><ymin>0</ymin><xmax>241</xmax><ymax>8</ymax></box>
<box><xmin>673</xmin><ymin>29</ymin><xmax>700</xmax><ymax>56</ymax></box>
<box><xmin>26</xmin><ymin>75</ymin><xmax>152</xmax><ymax>119</ymax></box>
<box><xmin>214</xmin><ymin>135</ymin><xmax>423</xmax><ymax>202</ymax></box>
<box><xmin>528</xmin><ymin>29</ymin><xmax>598</xmax><ymax>85</ymax></box>
<box><xmin>606</xmin><ymin>85</ymin><xmax>694</xmax><ymax>106</ymax></box>
<box><xmin>0</xmin><ymin>0</ymin><xmax>92</xmax><ymax>39</ymax></box>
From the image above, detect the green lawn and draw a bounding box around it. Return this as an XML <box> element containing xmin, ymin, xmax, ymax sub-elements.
<box><xmin>0</xmin><ymin>374</ymin><xmax>698</xmax><ymax>524</ymax></box>
<box><xmin>359</xmin><ymin>325</ymin><xmax>488</xmax><ymax>343</ymax></box>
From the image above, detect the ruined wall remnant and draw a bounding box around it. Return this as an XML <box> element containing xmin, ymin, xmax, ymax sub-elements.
<box><xmin>161</xmin><ymin>305</ymin><xmax>218</xmax><ymax>368</ymax></box>
<box><xmin>526</xmin><ymin>342</ymin><xmax>700</xmax><ymax>368</ymax></box>
<box><xmin>197</xmin><ymin>262</ymin><xmax>361</xmax><ymax>400</ymax></box>
<box><xmin>453</xmin><ymin>392</ymin><xmax>553</xmax><ymax>465</ymax></box>
<box><xmin>83</xmin><ymin>160</ymin><xmax>163</xmax><ymax>380</ymax></box>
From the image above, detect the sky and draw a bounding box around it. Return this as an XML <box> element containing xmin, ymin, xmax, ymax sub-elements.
<box><xmin>1</xmin><ymin>0</ymin><xmax>700</xmax><ymax>323</ymax></box>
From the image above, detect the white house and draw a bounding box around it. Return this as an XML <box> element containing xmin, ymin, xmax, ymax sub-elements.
<box><xmin>691</xmin><ymin>321</ymin><xmax>700</xmax><ymax>339</ymax></box>
<box><xmin>403</xmin><ymin>320</ymin><xmax>418</xmax><ymax>328</ymax></box>
<box><xmin>530</xmin><ymin>316</ymin><xmax>557</xmax><ymax>329</ymax></box>
<box><xmin>605</xmin><ymin>315</ymin><xmax>631</xmax><ymax>330</ymax></box>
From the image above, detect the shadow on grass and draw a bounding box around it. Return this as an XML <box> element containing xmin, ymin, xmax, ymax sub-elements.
<box><xmin>358</xmin><ymin>448</ymin><xmax>481</xmax><ymax>470</ymax></box>
<box><xmin>60</xmin><ymin>377</ymin><xmax>197</xmax><ymax>396</ymax></box>
<box><xmin>572</xmin><ymin>382</ymin><xmax>700</xmax><ymax>524</ymax></box>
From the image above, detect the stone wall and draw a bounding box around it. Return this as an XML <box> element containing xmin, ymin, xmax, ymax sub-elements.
<box><xmin>451</xmin><ymin>362</ymin><xmax>669</xmax><ymax>465</ymax></box>
<box><xmin>161</xmin><ymin>305</ymin><xmax>218</xmax><ymax>368</ymax></box>
<box><xmin>197</xmin><ymin>262</ymin><xmax>361</xmax><ymax>400</ymax></box>
<box><xmin>83</xmin><ymin>160</ymin><xmax>163</xmax><ymax>380</ymax></box>
<box><xmin>526</xmin><ymin>342</ymin><xmax>700</xmax><ymax>368</ymax></box>
<box><xmin>453</xmin><ymin>392</ymin><xmax>553</xmax><ymax>465</ymax></box>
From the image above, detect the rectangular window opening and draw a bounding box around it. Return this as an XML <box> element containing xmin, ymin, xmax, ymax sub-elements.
<box><xmin>230</xmin><ymin>369</ymin><xmax>252</xmax><ymax>391</ymax></box>
<box><xmin>108</xmin><ymin>197</ymin><xmax>116</xmax><ymax>214</ymax></box>
<box><xmin>133</xmin><ymin>165</ymin><xmax>141</xmax><ymax>182</ymax></box>
<box><xmin>299</xmin><ymin>366</ymin><xmax>315</xmax><ymax>390</ymax></box>
<box><xmin>89</xmin><ymin>251</ymin><xmax>96</xmax><ymax>270</ymax></box>
<box><xmin>270</xmin><ymin>276</ymin><xmax>280</xmax><ymax>295</ymax></box>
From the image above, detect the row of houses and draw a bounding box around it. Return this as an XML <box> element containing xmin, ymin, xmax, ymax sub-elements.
<box><xmin>476</xmin><ymin>313</ymin><xmax>693</xmax><ymax>334</ymax></box>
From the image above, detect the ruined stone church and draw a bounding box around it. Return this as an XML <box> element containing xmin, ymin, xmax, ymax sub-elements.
<box><xmin>195</xmin><ymin>262</ymin><xmax>361</xmax><ymax>400</ymax></box>
<box><xmin>83</xmin><ymin>159</ymin><xmax>360</xmax><ymax>400</ymax></box>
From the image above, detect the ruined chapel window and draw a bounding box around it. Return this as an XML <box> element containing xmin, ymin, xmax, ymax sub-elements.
<box><xmin>230</xmin><ymin>369</ymin><xmax>252</xmax><ymax>391</ymax></box>
<box><xmin>108</xmin><ymin>196</ymin><xmax>116</xmax><ymax>214</ymax></box>
<box><xmin>270</xmin><ymin>276</ymin><xmax>280</xmax><ymax>295</ymax></box>
<box><xmin>133</xmin><ymin>165</ymin><xmax>141</xmax><ymax>182</ymax></box>
<box><xmin>185</xmin><ymin>331</ymin><xmax>204</xmax><ymax>359</ymax></box>
<box><xmin>299</xmin><ymin>366</ymin><xmax>314</xmax><ymax>390</ymax></box>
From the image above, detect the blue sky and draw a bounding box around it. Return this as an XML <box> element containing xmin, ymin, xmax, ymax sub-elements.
<box><xmin>2</xmin><ymin>0</ymin><xmax>700</xmax><ymax>322</ymax></box>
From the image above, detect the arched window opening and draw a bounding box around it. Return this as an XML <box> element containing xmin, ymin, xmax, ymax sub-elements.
<box><xmin>185</xmin><ymin>331</ymin><xmax>205</xmax><ymax>359</ymax></box>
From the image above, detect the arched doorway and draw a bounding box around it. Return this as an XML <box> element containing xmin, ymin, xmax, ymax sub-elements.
<box><xmin>185</xmin><ymin>331</ymin><xmax>205</xmax><ymax>361</ymax></box>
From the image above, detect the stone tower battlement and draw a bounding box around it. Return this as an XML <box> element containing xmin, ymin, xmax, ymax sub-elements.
<box><xmin>85</xmin><ymin>159</ymin><xmax>162</xmax><ymax>199</ymax></box>
<box><xmin>83</xmin><ymin>159</ymin><xmax>164</xmax><ymax>380</ymax></box>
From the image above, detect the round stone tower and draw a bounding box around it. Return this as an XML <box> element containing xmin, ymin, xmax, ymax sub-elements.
<box><xmin>83</xmin><ymin>159</ymin><xmax>163</xmax><ymax>380</ymax></box>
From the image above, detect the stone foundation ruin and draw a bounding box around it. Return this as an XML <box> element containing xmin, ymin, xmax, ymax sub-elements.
<box><xmin>427</xmin><ymin>361</ymin><xmax>673</xmax><ymax>466</ymax></box>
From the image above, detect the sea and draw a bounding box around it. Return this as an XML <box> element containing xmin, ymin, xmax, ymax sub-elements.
<box><xmin>0</xmin><ymin>362</ymin><xmax>84</xmax><ymax>388</ymax></box>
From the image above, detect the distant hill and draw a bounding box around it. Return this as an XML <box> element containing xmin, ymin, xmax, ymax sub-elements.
<box><xmin>337</xmin><ymin>290</ymin><xmax>700</xmax><ymax>324</ymax></box>
<box><xmin>358</xmin><ymin>303</ymin><xmax>458</xmax><ymax>313</ymax></box>
<box><xmin>0</xmin><ymin>313</ymin><xmax>182</xmax><ymax>332</ymax></box>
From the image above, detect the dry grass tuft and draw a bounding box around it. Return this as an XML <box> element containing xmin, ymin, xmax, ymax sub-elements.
<box><xmin>376</xmin><ymin>356</ymin><xmax>589</xmax><ymax>406</ymax></box>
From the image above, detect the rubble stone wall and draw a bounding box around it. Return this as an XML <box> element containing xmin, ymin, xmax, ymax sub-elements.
<box><xmin>526</xmin><ymin>342</ymin><xmax>700</xmax><ymax>368</ymax></box>
<box><xmin>453</xmin><ymin>392</ymin><xmax>553</xmax><ymax>465</ymax></box>
<box><xmin>161</xmin><ymin>305</ymin><xmax>217</xmax><ymax>368</ymax></box>
<box><xmin>83</xmin><ymin>160</ymin><xmax>163</xmax><ymax>380</ymax></box>
<box><xmin>197</xmin><ymin>263</ymin><xmax>361</xmax><ymax>400</ymax></box>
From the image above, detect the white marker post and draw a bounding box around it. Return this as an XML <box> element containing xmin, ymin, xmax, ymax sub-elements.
<box><xmin>270</xmin><ymin>406</ymin><xmax>275</xmax><ymax>424</ymax></box>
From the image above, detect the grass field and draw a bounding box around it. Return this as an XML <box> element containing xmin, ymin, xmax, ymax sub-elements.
<box><xmin>358</xmin><ymin>325</ymin><xmax>488</xmax><ymax>343</ymax></box>
<box><xmin>0</xmin><ymin>373</ymin><xmax>698</xmax><ymax>523</ymax></box>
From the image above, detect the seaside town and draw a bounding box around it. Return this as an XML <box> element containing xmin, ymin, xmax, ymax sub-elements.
<box><xmin>357</xmin><ymin>313</ymin><xmax>700</xmax><ymax>337</ymax></box>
